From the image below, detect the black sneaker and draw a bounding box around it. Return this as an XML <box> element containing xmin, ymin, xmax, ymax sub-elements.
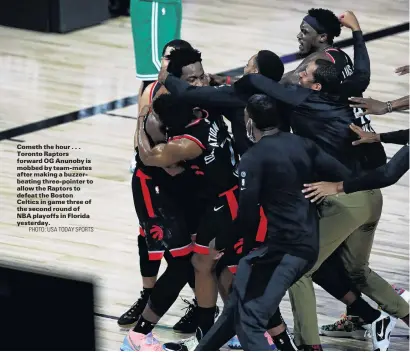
<box><xmin>117</xmin><ymin>289</ymin><xmax>150</xmax><ymax>328</ymax></box>
<box><xmin>173</xmin><ymin>298</ymin><xmax>220</xmax><ymax>334</ymax></box>
<box><xmin>173</xmin><ymin>298</ymin><xmax>198</xmax><ymax>333</ymax></box>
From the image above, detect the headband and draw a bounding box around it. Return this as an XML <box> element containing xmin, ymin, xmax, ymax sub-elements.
<box><xmin>303</xmin><ymin>15</ymin><xmax>327</xmax><ymax>34</ymax></box>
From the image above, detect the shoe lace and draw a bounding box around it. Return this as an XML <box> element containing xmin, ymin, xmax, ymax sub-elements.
<box><xmin>334</xmin><ymin>313</ymin><xmax>350</xmax><ymax>326</ymax></box>
<box><xmin>127</xmin><ymin>290</ymin><xmax>147</xmax><ymax>315</ymax></box>
<box><xmin>179</xmin><ymin>298</ymin><xmax>197</xmax><ymax>322</ymax></box>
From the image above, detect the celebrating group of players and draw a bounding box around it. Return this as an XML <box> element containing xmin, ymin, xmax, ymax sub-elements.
<box><xmin>119</xmin><ymin>6</ymin><xmax>409</xmax><ymax>352</ymax></box>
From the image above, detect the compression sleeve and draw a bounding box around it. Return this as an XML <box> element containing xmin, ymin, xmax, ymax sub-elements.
<box><xmin>340</xmin><ymin>31</ymin><xmax>370</xmax><ymax>96</ymax></box>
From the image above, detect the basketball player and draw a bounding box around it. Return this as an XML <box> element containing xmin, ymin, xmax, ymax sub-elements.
<box><xmin>121</xmin><ymin>39</ymin><xmax>200</xmax><ymax>333</ymax></box>
<box><xmin>137</xmin><ymin>92</ymin><xmax>243</xmax><ymax>351</ymax></box>
<box><xmin>233</xmin><ymin>12</ymin><xmax>409</xmax><ymax>350</ymax></box>
<box><xmin>195</xmin><ymin>93</ymin><xmax>352</xmax><ymax>351</ymax></box>
<box><xmin>282</xmin><ymin>8</ymin><xmax>349</xmax><ymax>84</ymax></box>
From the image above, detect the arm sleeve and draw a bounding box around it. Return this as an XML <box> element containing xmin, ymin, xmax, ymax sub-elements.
<box><xmin>340</xmin><ymin>31</ymin><xmax>370</xmax><ymax>96</ymax></box>
<box><xmin>380</xmin><ymin>129</ymin><xmax>409</xmax><ymax>145</ymax></box>
<box><xmin>214</xmin><ymin>152</ymin><xmax>262</xmax><ymax>251</ymax></box>
<box><xmin>234</xmin><ymin>74</ymin><xmax>311</xmax><ymax>106</ymax></box>
<box><xmin>344</xmin><ymin>146</ymin><xmax>409</xmax><ymax>193</ymax></box>
<box><xmin>308</xmin><ymin>139</ymin><xmax>352</xmax><ymax>180</ymax></box>
<box><xmin>164</xmin><ymin>75</ymin><xmax>245</xmax><ymax>109</ymax></box>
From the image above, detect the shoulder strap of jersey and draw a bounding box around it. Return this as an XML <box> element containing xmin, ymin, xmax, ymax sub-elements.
<box><xmin>149</xmin><ymin>81</ymin><xmax>162</xmax><ymax>104</ymax></box>
<box><xmin>169</xmin><ymin>118</ymin><xmax>209</xmax><ymax>151</ymax></box>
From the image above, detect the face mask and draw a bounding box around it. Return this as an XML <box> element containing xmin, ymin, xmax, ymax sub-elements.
<box><xmin>246</xmin><ymin>119</ymin><xmax>256</xmax><ymax>143</ymax></box>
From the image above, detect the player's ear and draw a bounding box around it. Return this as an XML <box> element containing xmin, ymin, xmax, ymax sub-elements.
<box><xmin>311</xmin><ymin>82</ymin><xmax>322</xmax><ymax>91</ymax></box>
<box><xmin>319</xmin><ymin>33</ymin><xmax>328</xmax><ymax>43</ymax></box>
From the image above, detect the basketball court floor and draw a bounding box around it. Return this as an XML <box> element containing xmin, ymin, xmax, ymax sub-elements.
<box><xmin>0</xmin><ymin>0</ymin><xmax>408</xmax><ymax>350</ymax></box>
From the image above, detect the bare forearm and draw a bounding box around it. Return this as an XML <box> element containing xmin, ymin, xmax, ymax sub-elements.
<box><xmin>392</xmin><ymin>95</ymin><xmax>409</xmax><ymax>111</ymax></box>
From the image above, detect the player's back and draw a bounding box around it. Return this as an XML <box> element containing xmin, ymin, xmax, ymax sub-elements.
<box><xmin>244</xmin><ymin>132</ymin><xmax>345</xmax><ymax>260</ymax></box>
<box><xmin>324</xmin><ymin>47</ymin><xmax>353</xmax><ymax>82</ymax></box>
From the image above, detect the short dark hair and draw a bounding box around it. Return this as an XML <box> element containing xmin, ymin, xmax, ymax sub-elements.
<box><xmin>308</xmin><ymin>8</ymin><xmax>341</xmax><ymax>44</ymax></box>
<box><xmin>246</xmin><ymin>94</ymin><xmax>280</xmax><ymax>130</ymax></box>
<box><xmin>256</xmin><ymin>50</ymin><xmax>284</xmax><ymax>82</ymax></box>
<box><xmin>166</xmin><ymin>47</ymin><xmax>202</xmax><ymax>78</ymax></box>
<box><xmin>152</xmin><ymin>94</ymin><xmax>195</xmax><ymax>133</ymax></box>
<box><xmin>313</xmin><ymin>59</ymin><xmax>340</xmax><ymax>93</ymax></box>
<box><xmin>161</xmin><ymin>39</ymin><xmax>192</xmax><ymax>56</ymax></box>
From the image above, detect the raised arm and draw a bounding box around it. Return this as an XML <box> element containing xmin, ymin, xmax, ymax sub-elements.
<box><xmin>339</xmin><ymin>12</ymin><xmax>370</xmax><ymax>95</ymax></box>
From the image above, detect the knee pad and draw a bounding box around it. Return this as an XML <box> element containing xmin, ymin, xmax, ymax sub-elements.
<box><xmin>138</xmin><ymin>235</ymin><xmax>161</xmax><ymax>277</ymax></box>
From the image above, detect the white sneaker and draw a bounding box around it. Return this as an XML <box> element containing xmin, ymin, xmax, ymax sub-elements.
<box><xmin>162</xmin><ymin>335</ymin><xmax>198</xmax><ymax>351</ymax></box>
<box><xmin>363</xmin><ymin>311</ymin><xmax>397</xmax><ymax>351</ymax></box>
<box><xmin>392</xmin><ymin>284</ymin><xmax>410</xmax><ymax>303</ymax></box>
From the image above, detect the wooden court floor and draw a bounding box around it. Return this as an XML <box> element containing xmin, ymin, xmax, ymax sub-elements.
<box><xmin>0</xmin><ymin>0</ymin><xmax>409</xmax><ymax>350</ymax></box>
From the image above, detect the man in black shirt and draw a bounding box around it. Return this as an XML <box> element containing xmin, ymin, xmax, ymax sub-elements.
<box><xmin>195</xmin><ymin>94</ymin><xmax>351</xmax><ymax>351</ymax></box>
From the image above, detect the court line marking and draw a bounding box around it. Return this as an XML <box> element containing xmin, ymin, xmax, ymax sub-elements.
<box><xmin>0</xmin><ymin>22</ymin><xmax>408</xmax><ymax>141</ymax></box>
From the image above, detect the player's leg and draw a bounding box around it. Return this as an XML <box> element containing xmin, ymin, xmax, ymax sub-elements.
<box><xmin>289</xmin><ymin>191</ymin><xmax>374</xmax><ymax>349</ymax></box>
<box><xmin>118</xmin><ymin>169</ymin><xmax>162</xmax><ymax>328</ymax></box>
<box><xmin>121</xmin><ymin>204</ymin><xmax>194</xmax><ymax>351</ymax></box>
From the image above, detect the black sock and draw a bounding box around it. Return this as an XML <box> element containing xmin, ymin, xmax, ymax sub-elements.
<box><xmin>132</xmin><ymin>315</ymin><xmax>156</xmax><ymax>334</ymax></box>
<box><xmin>142</xmin><ymin>287</ymin><xmax>153</xmax><ymax>296</ymax></box>
<box><xmin>272</xmin><ymin>329</ymin><xmax>298</xmax><ymax>351</ymax></box>
<box><xmin>348</xmin><ymin>297</ymin><xmax>381</xmax><ymax>324</ymax></box>
<box><xmin>196</xmin><ymin>306</ymin><xmax>216</xmax><ymax>341</ymax></box>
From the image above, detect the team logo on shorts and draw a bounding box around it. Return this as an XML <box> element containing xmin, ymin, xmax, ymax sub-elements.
<box><xmin>233</xmin><ymin>238</ymin><xmax>244</xmax><ymax>254</ymax></box>
<box><xmin>240</xmin><ymin>171</ymin><xmax>246</xmax><ymax>178</ymax></box>
<box><xmin>150</xmin><ymin>225</ymin><xmax>164</xmax><ymax>241</ymax></box>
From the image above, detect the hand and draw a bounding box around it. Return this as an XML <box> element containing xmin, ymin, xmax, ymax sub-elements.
<box><xmin>349</xmin><ymin>124</ymin><xmax>380</xmax><ymax>145</ymax></box>
<box><xmin>158</xmin><ymin>59</ymin><xmax>169</xmax><ymax>84</ymax></box>
<box><xmin>209</xmin><ymin>238</ymin><xmax>224</xmax><ymax>260</ymax></box>
<box><xmin>349</xmin><ymin>97</ymin><xmax>388</xmax><ymax>116</ymax></box>
<box><xmin>395</xmin><ymin>65</ymin><xmax>409</xmax><ymax>76</ymax></box>
<box><xmin>302</xmin><ymin>182</ymin><xmax>343</xmax><ymax>202</ymax></box>
<box><xmin>339</xmin><ymin>11</ymin><xmax>360</xmax><ymax>31</ymax></box>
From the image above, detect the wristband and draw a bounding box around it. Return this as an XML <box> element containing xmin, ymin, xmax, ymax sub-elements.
<box><xmin>386</xmin><ymin>101</ymin><xmax>393</xmax><ymax>113</ymax></box>
<box><xmin>226</xmin><ymin>76</ymin><xmax>231</xmax><ymax>85</ymax></box>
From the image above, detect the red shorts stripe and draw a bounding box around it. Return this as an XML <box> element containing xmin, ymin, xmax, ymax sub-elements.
<box><xmin>135</xmin><ymin>169</ymin><xmax>155</xmax><ymax>218</ymax></box>
<box><xmin>255</xmin><ymin>207</ymin><xmax>267</xmax><ymax>243</ymax></box>
<box><xmin>148</xmin><ymin>251</ymin><xmax>164</xmax><ymax>261</ymax></box>
<box><xmin>219</xmin><ymin>185</ymin><xmax>239</xmax><ymax>220</ymax></box>
<box><xmin>170</xmin><ymin>135</ymin><xmax>206</xmax><ymax>150</ymax></box>
<box><xmin>228</xmin><ymin>265</ymin><xmax>237</xmax><ymax>274</ymax></box>
<box><xmin>149</xmin><ymin>81</ymin><xmax>159</xmax><ymax>104</ymax></box>
<box><xmin>193</xmin><ymin>243</ymin><xmax>209</xmax><ymax>255</ymax></box>
<box><xmin>169</xmin><ymin>244</ymin><xmax>193</xmax><ymax>257</ymax></box>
